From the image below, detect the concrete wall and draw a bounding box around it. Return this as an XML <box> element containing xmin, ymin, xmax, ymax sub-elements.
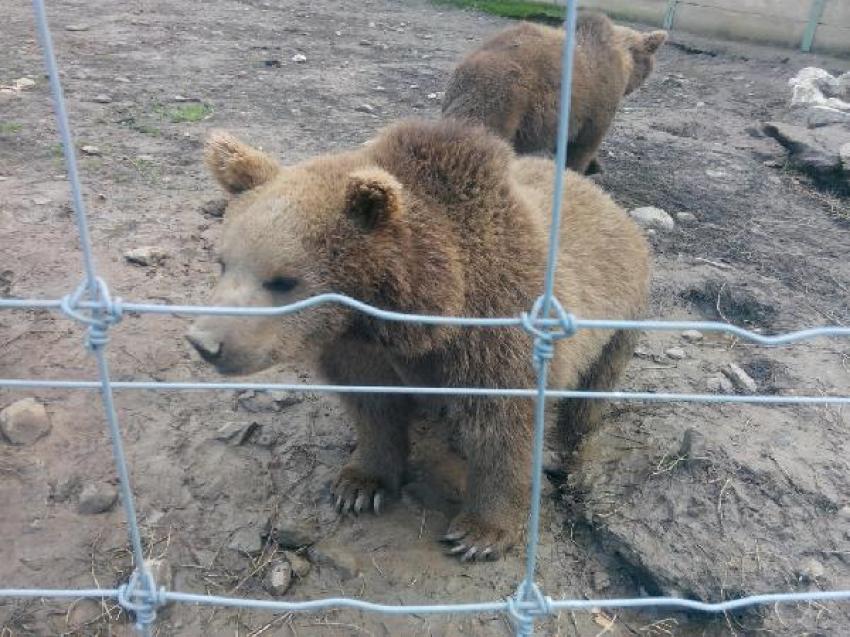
<box><xmin>571</xmin><ymin>0</ymin><xmax>850</xmax><ymax>56</ymax></box>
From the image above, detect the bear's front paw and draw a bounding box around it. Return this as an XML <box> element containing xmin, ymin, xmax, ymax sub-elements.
<box><xmin>331</xmin><ymin>465</ymin><xmax>389</xmax><ymax>516</ymax></box>
<box><xmin>441</xmin><ymin>511</ymin><xmax>519</xmax><ymax>562</ymax></box>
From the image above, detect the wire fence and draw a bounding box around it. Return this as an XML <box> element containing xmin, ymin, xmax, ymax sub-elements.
<box><xmin>2</xmin><ymin>1</ymin><xmax>849</xmax><ymax>635</ymax></box>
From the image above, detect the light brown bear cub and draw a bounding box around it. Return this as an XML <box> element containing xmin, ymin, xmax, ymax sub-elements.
<box><xmin>442</xmin><ymin>12</ymin><xmax>667</xmax><ymax>175</ymax></box>
<box><xmin>187</xmin><ymin>119</ymin><xmax>650</xmax><ymax>561</ymax></box>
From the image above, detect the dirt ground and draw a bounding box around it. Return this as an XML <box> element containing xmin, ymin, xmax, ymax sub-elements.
<box><xmin>2</xmin><ymin>0</ymin><xmax>849</xmax><ymax>635</ymax></box>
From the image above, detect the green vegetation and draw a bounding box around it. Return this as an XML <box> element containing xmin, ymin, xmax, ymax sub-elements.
<box><xmin>0</xmin><ymin>122</ymin><xmax>23</xmax><ymax>134</ymax></box>
<box><xmin>434</xmin><ymin>0</ymin><xmax>564</xmax><ymax>22</ymax></box>
<box><xmin>158</xmin><ymin>102</ymin><xmax>213</xmax><ymax>123</ymax></box>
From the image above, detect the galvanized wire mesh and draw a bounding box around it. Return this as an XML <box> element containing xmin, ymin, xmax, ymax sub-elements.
<box><xmin>1</xmin><ymin>1</ymin><xmax>849</xmax><ymax>635</ymax></box>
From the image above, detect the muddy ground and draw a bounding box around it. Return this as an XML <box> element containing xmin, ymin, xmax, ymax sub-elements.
<box><xmin>1</xmin><ymin>0</ymin><xmax>849</xmax><ymax>635</ymax></box>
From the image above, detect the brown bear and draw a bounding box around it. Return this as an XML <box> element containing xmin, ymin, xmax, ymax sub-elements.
<box><xmin>187</xmin><ymin>119</ymin><xmax>650</xmax><ymax>561</ymax></box>
<box><xmin>442</xmin><ymin>13</ymin><xmax>667</xmax><ymax>175</ymax></box>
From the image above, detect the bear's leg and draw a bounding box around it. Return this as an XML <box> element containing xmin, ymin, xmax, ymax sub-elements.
<box><xmin>443</xmin><ymin>398</ymin><xmax>533</xmax><ymax>561</ymax></box>
<box><xmin>332</xmin><ymin>392</ymin><xmax>413</xmax><ymax>515</ymax></box>
<box><xmin>558</xmin><ymin>330</ymin><xmax>637</xmax><ymax>456</ymax></box>
<box><xmin>321</xmin><ymin>343</ymin><xmax>414</xmax><ymax>515</ymax></box>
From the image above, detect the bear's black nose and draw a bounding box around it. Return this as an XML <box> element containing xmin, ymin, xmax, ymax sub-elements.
<box><xmin>186</xmin><ymin>328</ymin><xmax>222</xmax><ymax>362</ymax></box>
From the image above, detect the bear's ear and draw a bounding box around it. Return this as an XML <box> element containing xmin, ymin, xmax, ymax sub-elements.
<box><xmin>343</xmin><ymin>168</ymin><xmax>404</xmax><ymax>231</ymax></box>
<box><xmin>204</xmin><ymin>130</ymin><xmax>280</xmax><ymax>194</ymax></box>
<box><xmin>638</xmin><ymin>30</ymin><xmax>667</xmax><ymax>54</ymax></box>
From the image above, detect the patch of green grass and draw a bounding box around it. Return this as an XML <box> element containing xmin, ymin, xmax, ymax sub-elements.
<box><xmin>433</xmin><ymin>0</ymin><xmax>564</xmax><ymax>22</ymax></box>
<box><xmin>158</xmin><ymin>102</ymin><xmax>213</xmax><ymax>124</ymax></box>
<box><xmin>0</xmin><ymin>122</ymin><xmax>23</xmax><ymax>134</ymax></box>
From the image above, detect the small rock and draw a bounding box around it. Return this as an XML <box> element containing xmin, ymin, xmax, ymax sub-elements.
<box><xmin>14</xmin><ymin>77</ymin><xmax>36</xmax><ymax>90</ymax></box>
<box><xmin>78</xmin><ymin>483</ymin><xmax>118</xmax><ymax>514</ymax></box>
<box><xmin>722</xmin><ymin>363</ymin><xmax>757</xmax><ymax>394</ymax></box>
<box><xmin>65</xmin><ymin>23</ymin><xmax>90</xmax><ymax>31</ymax></box>
<box><xmin>629</xmin><ymin>206</ymin><xmax>674</xmax><ymax>232</ymax></box>
<box><xmin>268</xmin><ymin>520</ymin><xmax>316</xmax><ymax>549</ymax></box>
<box><xmin>124</xmin><ymin>246</ymin><xmax>169</xmax><ymax>266</ymax></box>
<box><xmin>215</xmin><ymin>421</ymin><xmax>259</xmax><ymax>445</ymax></box>
<box><xmin>799</xmin><ymin>558</ymin><xmax>825</xmax><ymax>582</ymax></box>
<box><xmin>228</xmin><ymin>527</ymin><xmax>264</xmax><ymax>555</ymax></box>
<box><xmin>681</xmin><ymin>330</ymin><xmax>704</xmax><ymax>342</ymax></box>
<box><xmin>115</xmin><ymin>76</ymin><xmax>131</xmax><ymax>83</ymax></box>
<box><xmin>172</xmin><ymin>95</ymin><xmax>198</xmax><ymax>102</ymax></box>
<box><xmin>675</xmin><ymin>212</ymin><xmax>697</xmax><ymax>224</ymax></box>
<box><xmin>291</xmin><ymin>54</ymin><xmax>307</xmax><ymax>63</ymax></box>
<box><xmin>201</xmin><ymin>198</ymin><xmax>227</xmax><ymax>218</ymax></box>
<box><xmin>427</xmin><ymin>92</ymin><xmax>444</xmax><ymax>101</ymax></box>
<box><xmin>706</xmin><ymin>374</ymin><xmax>734</xmax><ymax>394</ymax></box>
<box><xmin>264</xmin><ymin>560</ymin><xmax>293</xmax><ymax>595</ymax></box>
<box><xmin>32</xmin><ymin>196</ymin><xmax>51</xmax><ymax>206</ymax></box>
<box><xmin>633</xmin><ymin>346</ymin><xmax>652</xmax><ymax>359</ymax></box>
<box><xmin>307</xmin><ymin>544</ymin><xmax>359</xmax><ymax>579</ymax></box>
<box><xmin>1</xmin><ymin>398</ymin><xmax>51</xmax><ymax>445</ymax></box>
<box><xmin>354</xmin><ymin>103</ymin><xmax>375</xmax><ymax>114</ymax></box>
<box><xmin>92</xmin><ymin>94</ymin><xmax>112</xmax><ymax>104</ymax></box>
<box><xmin>665</xmin><ymin>347</ymin><xmax>687</xmax><ymax>360</ymax></box>
<box><xmin>284</xmin><ymin>551</ymin><xmax>312</xmax><ymax>578</ymax></box>
<box><xmin>677</xmin><ymin>428</ymin><xmax>707</xmax><ymax>462</ymax></box>
<box><xmin>237</xmin><ymin>389</ymin><xmax>304</xmax><ymax>413</ymax></box>
<box><xmin>80</xmin><ymin>145</ymin><xmax>101</xmax><ymax>156</ymax></box>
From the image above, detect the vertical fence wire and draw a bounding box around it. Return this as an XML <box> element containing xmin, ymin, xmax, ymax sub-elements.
<box><xmin>30</xmin><ymin>0</ymin><xmax>157</xmax><ymax>633</ymax></box>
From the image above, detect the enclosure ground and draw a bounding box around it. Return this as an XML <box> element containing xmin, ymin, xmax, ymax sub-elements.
<box><xmin>1</xmin><ymin>0</ymin><xmax>849</xmax><ymax>635</ymax></box>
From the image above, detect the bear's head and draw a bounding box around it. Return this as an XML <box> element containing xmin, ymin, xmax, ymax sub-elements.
<box><xmin>186</xmin><ymin>131</ymin><xmax>423</xmax><ymax>375</ymax></box>
<box><xmin>615</xmin><ymin>26</ymin><xmax>667</xmax><ymax>95</ymax></box>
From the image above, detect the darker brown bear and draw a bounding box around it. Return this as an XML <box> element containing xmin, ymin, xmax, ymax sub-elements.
<box><xmin>442</xmin><ymin>13</ymin><xmax>667</xmax><ymax>174</ymax></box>
<box><xmin>188</xmin><ymin>119</ymin><xmax>650</xmax><ymax>562</ymax></box>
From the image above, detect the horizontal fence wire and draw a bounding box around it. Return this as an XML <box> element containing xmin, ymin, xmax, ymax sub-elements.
<box><xmin>3</xmin><ymin>0</ymin><xmax>849</xmax><ymax>634</ymax></box>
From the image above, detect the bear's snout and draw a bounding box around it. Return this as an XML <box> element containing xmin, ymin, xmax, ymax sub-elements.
<box><xmin>186</xmin><ymin>325</ymin><xmax>222</xmax><ymax>363</ymax></box>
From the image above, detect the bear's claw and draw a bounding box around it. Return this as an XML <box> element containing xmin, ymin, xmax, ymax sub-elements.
<box><xmin>331</xmin><ymin>468</ymin><xmax>386</xmax><ymax>516</ymax></box>
<box><xmin>441</xmin><ymin>512</ymin><xmax>514</xmax><ymax>562</ymax></box>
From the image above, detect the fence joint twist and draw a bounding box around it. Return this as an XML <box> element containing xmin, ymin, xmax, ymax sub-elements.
<box><xmin>59</xmin><ymin>277</ymin><xmax>123</xmax><ymax>350</ymax></box>
<box><xmin>521</xmin><ymin>295</ymin><xmax>575</xmax><ymax>370</ymax></box>
<box><xmin>508</xmin><ymin>581</ymin><xmax>554</xmax><ymax>636</ymax></box>
<box><xmin>117</xmin><ymin>569</ymin><xmax>165</xmax><ymax>631</ymax></box>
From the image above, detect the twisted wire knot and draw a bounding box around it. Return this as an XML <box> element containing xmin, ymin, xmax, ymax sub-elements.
<box><xmin>520</xmin><ymin>295</ymin><xmax>576</xmax><ymax>370</ymax></box>
<box><xmin>117</xmin><ymin>569</ymin><xmax>166</xmax><ymax>630</ymax></box>
<box><xmin>59</xmin><ymin>277</ymin><xmax>123</xmax><ymax>350</ymax></box>
<box><xmin>507</xmin><ymin>582</ymin><xmax>554</xmax><ymax>636</ymax></box>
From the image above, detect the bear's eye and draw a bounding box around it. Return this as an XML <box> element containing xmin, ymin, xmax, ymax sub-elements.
<box><xmin>263</xmin><ymin>277</ymin><xmax>298</xmax><ymax>294</ymax></box>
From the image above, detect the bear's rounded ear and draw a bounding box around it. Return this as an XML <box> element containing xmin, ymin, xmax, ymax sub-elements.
<box><xmin>344</xmin><ymin>168</ymin><xmax>404</xmax><ymax>232</ymax></box>
<box><xmin>204</xmin><ymin>130</ymin><xmax>280</xmax><ymax>194</ymax></box>
<box><xmin>639</xmin><ymin>30</ymin><xmax>668</xmax><ymax>54</ymax></box>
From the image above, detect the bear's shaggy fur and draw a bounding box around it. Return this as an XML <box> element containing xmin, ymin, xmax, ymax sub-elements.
<box><xmin>187</xmin><ymin>119</ymin><xmax>650</xmax><ymax>561</ymax></box>
<box><xmin>442</xmin><ymin>13</ymin><xmax>667</xmax><ymax>174</ymax></box>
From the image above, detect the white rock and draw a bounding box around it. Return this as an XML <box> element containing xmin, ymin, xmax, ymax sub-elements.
<box><xmin>629</xmin><ymin>206</ymin><xmax>674</xmax><ymax>231</ymax></box>
<box><xmin>665</xmin><ymin>347</ymin><xmax>687</xmax><ymax>360</ymax></box>
<box><xmin>78</xmin><ymin>483</ymin><xmax>118</xmax><ymax>514</ymax></box>
<box><xmin>675</xmin><ymin>212</ymin><xmax>697</xmax><ymax>223</ymax></box>
<box><xmin>124</xmin><ymin>246</ymin><xmax>169</xmax><ymax>266</ymax></box>
<box><xmin>722</xmin><ymin>363</ymin><xmax>757</xmax><ymax>394</ymax></box>
<box><xmin>263</xmin><ymin>560</ymin><xmax>293</xmax><ymax>596</ymax></box>
<box><xmin>80</xmin><ymin>145</ymin><xmax>101</xmax><ymax>156</ymax></box>
<box><xmin>291</xmin><ymin>54</ymin><xmax>307</xmax><ymax>63</ymax></box>
<box><xmin>354</xmin><ymin>103</ymin><xmax>375</xmax><ymax>113</ymax></box>
<box><xmin>0</xmin><ymin>398</ymin><xmax>51</xmax><ymax>445</ymax></box>
<box><xmin>65</xmin><ymin>23</ymin><xmax>90</xmax><ymax>31</ymax></box>
<box><xmin>706</xmin><ymin>374</ymin><xmax>734</xmax><ymax>394</ymax></box>
<box><xmin>14</xmin><ymin>78</ymin><xmax>36</xmax><ymax>90</ymax></box>
<box><xmin>681</xmin><ymin>330</ymin><xmax>704</xmax><ymax>342</ymax></box>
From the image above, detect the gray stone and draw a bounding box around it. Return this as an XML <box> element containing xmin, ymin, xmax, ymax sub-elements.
<box><xmin>291</xmin><ymin>54</ymin><xmax>307</xmax><ymax>63</ymax></box>
<box><xmin>763</xmin><ymin>121</ymin><xmax>850</xmax><ymax>178</ymax></box>
<box><xmin>665</xmin><ymin>347</ymin><xmax>687</xmax><ymax>360</ymax></box>
<box><xmin>284</xmin><ymin>551</ymin><xmax>312</xmax><ymax>579</ymax></box>
<box><xmin>675</xmin><ymin>212</ymin><xmax>697</xmax><ymax>224</ymax></box>
<box><xmin>354</xmin><ymin>103</ymin><xmax>375</xmax><ymax>114</ymax></box>
<box><xmin>722</xmin><ymin>363</ymin><xmax>758</xmax><ymax>394</ymax></box>
<box><xmin>1</xmin><ymin>398</ymin><xmax>51</xmax><ymax>445</ymax></box>
<box><xmin>214</xmin><ymin>421</ymin><xmax>259</xmax><ymax>445</ymax></box>
<box><xmin>80</xmin><ymin>145</ymin><xmax>101</xmax><ymax>156</ymax></box>
<box><xmin>681</xmin><ymin>329</ymin><xmax>704</xmax><ymax>342</ymax></box>
<box><xmin>124</xmin><ymin>246</ymin><xmax>169</xmax><ymax>266</ymax></box>
<box><xmin>678</xmin><ymin>428</ymin><xmax>707</xmax><ymax>463</ymax></box>
<box><xmin>78</xmin><ymin>483</ymin><xmax>118</xmax><ymax>514</ymax></box>
<box><xmin>236</xmin><ymin>389</ymin><xmax>304</xmax><ymax>413</ymax></box>
<box><xmin>65</xmin><ymin>23</ymin><xmax>90</xmax><ymax>31</ymax></box>
<box><xmin>264</xmin><ymin>560</ymin><xmax>293</xmax><ymax>595</ymax></box>
<box><xmin>228</xmin><ymin>527</ymin><xmax>264</xmax><ymax>555</ymax></box>
<box><xmin>633</xmin><ymin>346</ymin><xmax>653</xmax><ymax>359</ymax></box>
<box><xmin>92</xmin><ymin>94</ymin><xmax>112</xmax><ymax>104</ymax></box>
<box><xmin>629</xmin><ymin>206</ymin><xmax>675</xmax><ymax>232</ymax></box>
<box><xmin>706</xmin><ymin>374</ymin><xmax>734</xmax><ymax>394</ymax></box>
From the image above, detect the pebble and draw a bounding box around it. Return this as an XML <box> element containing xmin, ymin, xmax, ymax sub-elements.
<box><xmin>677</xmin><ymin>428</ymin><xmax>707</xmax><ymax>461</ymax></box>
<box><xmin>264</xmin><ymin>560</ymin><xmax>293</xmax><ymax>596</ymax></box>
<box><xmin>124</xmin><ymin>246</ymin><xmax>169</xmax><ymax>266</ymax></box>
<box><xmin>1</xmin><ymin>398</ymin><xmax>51</xmax><ymax>445</ymax></box>
<box><xmin>80</xmin><ymin>145</ymin><xmax>101</xmax><ymax>156</ymax></box>
<box><xmin>115</xmin><ymin>76</ymin><xmax>131</xmax><ymax>83</ymax></box>
<box><xmin>14</xmin><ymin>77</ymin><xmax>36</xmax><ymax>90</ymax></box>
<box><xmin>706</xmin><ymin>374</ymin><xmax>734</xmax><ymax>394</ymax></box>
<box><xmin>291</xmin><ymin>54</ymin><xmax>307</xmax><ymax>63</ymax></box>
<box><xmin>285</xmin><ymin>550</ymin><xmax>312</xmax><ymax>579</ymax></box>
<box><xmin>65</xmin><ymin>23</ymin><xmax>90</xmax><ymax>31</ymax></box>
<box><xmin>355</xmin><ymin>103</ymin><xmax>375</xmax><ymax>114</ymax></box>
<box><xmin>237</xmin><ymin>389</ymin><xmax>304</xmax><ymax>413</ymax></box>
<box><xmin>675</xmin><ymin>212</ymin><xmax>697</xmax><ymax>223</ymax></box>
<box><xmin>723</xmin><ymin>363</ymin><xmax>757</xmax><ymax>394</ymax></box>
<box><xmin>681</xmin><ymin>329</ymin><xmax>704</xmax><ymax>342</ymax></box>
<box><xmin>629</xmin><ymin>206</ymin><xmax>675</xmax><ymax>232</ymax></box>
<box><xmin>228</xmin><ymin>527</ymin><xmax>264</xmax><ymax>555</ymax></box>
<box><xmin>92</xmin><ymin>94</ymin><xmax>112</xmax><ymax>104</ymax></box>
<box><xmin>665</xmin><ymin>347</ymin><xmax>687</xmax><ymax>360</ymax></box>
<box><xmin>78</xmin><ymin>483</ymin><xmax>118</xmax><ymax>514</ymax></box>
<box><xmin>633</xmin><ymin>346</ymin><xmax>653</xmax><ymax>359</ymax></box>
<box><xmin>215</xmin><ymin>421</ymin><xmax>259</xmax><ymax>446</ymax></box>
